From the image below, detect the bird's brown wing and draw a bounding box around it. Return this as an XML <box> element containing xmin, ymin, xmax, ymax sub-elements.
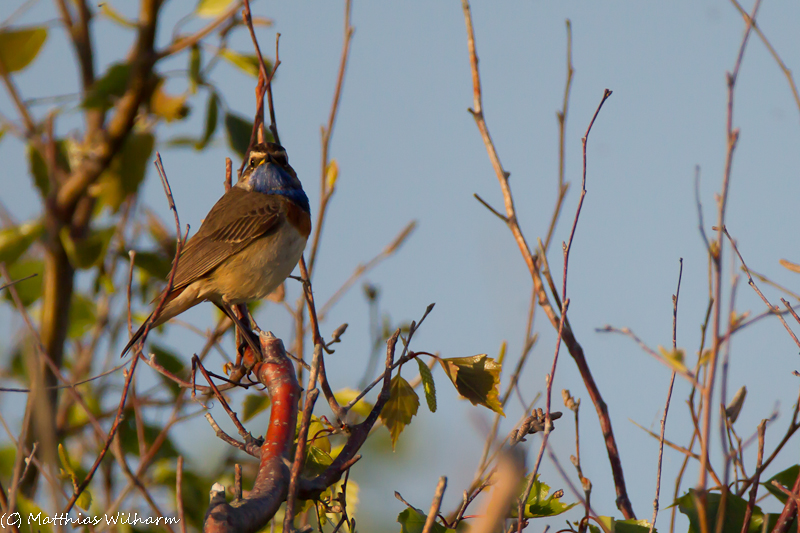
<box><xmin>168</xmin><ymin>187</ymin><xmax>283</xmax><ymax>292</ymax></box>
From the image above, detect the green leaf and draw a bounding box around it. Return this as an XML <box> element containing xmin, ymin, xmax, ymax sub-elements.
<box><xmin>219</xmin><ymin>49</ymin><xmax>271</xmax><ymax>78</ymax></box>
<box><xmin>241</xmin><ymin>393</ymin><xmax>270</xmax><ymax>422</ymax></box>
<box><xmin>224</xmin><ymin>112</ymin><xmax>253</xmax><ymax>158</ymax></box>
<box><xmin>305</xmin><ymin>418</ymin><xmax>331</xmax><ymax>452</ymax></box>
<box><xmin>195</xmin><ymin>0</ymin><xmax>236</xmax><ymax>18</ymax></box>
<box><xmin>152</xmin><ymin>459</ymin><xmax>214</xmax><ymax>529</ymax></box>
<box><xmin>58</xmin><ymin>443</ymin><xmax>74</xmax><ymax>478</ymax></box>
<box><xmin>189</xmin><ymin>44</ymin><xmax>202</xmax><ymax>93</ymax></box>
<box><xmin>397</xmin><ymin>507</ymin><xmax>454</xmax><ymax>533</ymax></box>
<box><xmin>76</xmin><ymin>489</ymin><xmax>92</xmax><ymax>512</ymax></box>
<box><xmin>304</xmin><ymin>445</ymin><xmax>333</xmax><ymax>478</ymax></box>
<box><xmin>119</xmin><ymin>414</ymin><xmax>178</xmax><ymax>459</ymax></box>
<box><xmin>196</xmin><ymin>91</ymin><xmax>219</xmax><ymax>150</ymax></box>
<box><xmin>60</xmin><ymin>225</ymin><xmax>115</xmax><ymax>269</ymax></box>
<box><xmin>520</xmin><ymin>476</ymin><xmax>577</xmax><ymax>518</ymax></box>
<box><xmin>2</xmin><ymin>259</ymin><xmax>43</xmax><ymax>306</ymax></box>
<box><xmin>0</xmin><ymin>220</ymin><xmax>42</xmax><ymax>265</ymax></box>
<box><xmin>82</xmin><ymin>63</ymin><xmax>130</xmax><ymax>109</ymax></box>
<box><xmin>127</xmin><ymin>250</ymin><xmax>172</xmax><ymax>280</ymax></box>
<box><xmin>676</xmin><ymin>489</ymin><xmax>763</xmax><ymax>533</ymax></box>
<box><xmin>438</xmin><ymin>354</ymin><xmax>504</xmax><ymax>415</ymax></box>
<box><xmin>17</xmin><ymin>495</ymin><xmax>54</xmax><ymax>532</ymax></box>
<box><xmin>57</xmin><ymin>444</ymin><xmax>91</xmax><ymax>509</ymax></box>
<box><xmin>93</xmin><ymin>132</ymin><xmax>154</xmax><ymax>212</ymax></box>
<box><xmin>0</xmin><ymin>27</ymin><xmax>47</xmax><ymax>72</ymax></box>
<box><xmin>761</xmin><ymin>513</ymin><xmax>799</xmax><ymax>533</ymax></box>
<box><xmin>65</xmin><ymin>391</ymin><xmax>101</xmax><ymax>429</ymax></box>
<box><xmin>27</xmin><ymin>141</ymin><xmax>72</xmax><ymax>197</ymax></box>
<box><xmin>68</xmin><ymin>293</ymin><xmax>97</xmax><ymax>338</ymax></box>
<box><xmin>165</xmin><ymin>136</ymin><xmax>199</xmax><ymax>148</ymax></box>
<box><xmin>333</xmin><ymin>388</ymin><xmax>374</xmax><ymax>418</ymax></box>
<box><xmin>765</xmin><ymin>465</ymin><xmax>799</xmax><ymax>504</ymax></box>
<box><xmin>0</xmin><ymin>446</ymin><xmax>16</xmax><ymax>479</ymax></box>
<box><xmin>380</xmin><ymin>375</ymin><xmax>419</xmax><ymax>450</ymax></box>
<box><xmin>416</xmin><ymin>358</ymin><xmax>437</xmax><ymax>412</ymax></box>
<box><xmin>588</xmin><ymin>517</ymin><xmax>655</xmax><ymax>533</ymax></box>
<box><xmin>27</xmin><ymin>143</ymin><xmax>50</xmax><ymax>196</ymax></box>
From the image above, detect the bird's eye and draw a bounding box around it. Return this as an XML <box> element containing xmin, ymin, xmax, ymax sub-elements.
<box><xmin>249</xmin><ymin>157</ymin><xmax>257</xmax><ymax>168</ymax></box>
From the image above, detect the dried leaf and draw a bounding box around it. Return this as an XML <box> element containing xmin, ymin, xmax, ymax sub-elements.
<box><xmin>439</xmin><ymin>354</ymin><xmax>504</xmax><ymax>415</ymax></box>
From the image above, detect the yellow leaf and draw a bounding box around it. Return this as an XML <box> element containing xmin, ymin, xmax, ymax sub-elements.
<box><xmin>0</xmin><ymin>220</ymin><xmax>43</xmax><ymax>264</ymax></box>
<box><xmin>658</xmin><ymin>346</ymin><xmax>688</xmax><ymax>374</ymax></box>
<box><xmin>380</xmin><ymin>375</ymin><xmax>419</xmax><ymax>450</ymax></box>
<box><xmin>334</xmin><ymin>388</ymin><xmax>373</xmax><ymax>418</ymax></box>
<box><xmin>150</xmin><ymin>81</ymin><xmax>189</xmax><ymax>122</ymax></box>
<box><xmin>219</xmin><ymin>49</ymin><xmax>264</xmax><ymax>78</ymax></box>
<box><xmin>195</xmin><ymin>0</ymin><xmax>236</xmax><ymax>18</ymax></box>
<box><xmin>98</xmin><ymin>3</ymin><xmax>136</xmax><ymax>28</ymax></box>
<box><xmin>325</xmin><ymin>160</ymin><xmax>339</xmax><ymax>190</ymax></box>
<box><xmin>0</xmin><ymin>27</ymin><xmax>47</xmax><ymax>72</ymax></box>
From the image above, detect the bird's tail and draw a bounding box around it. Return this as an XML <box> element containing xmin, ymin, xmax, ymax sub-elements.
<box><xmin>120</xmin><ymin>312</ymin><xmax>154</xmax><ymax>358</ymax></box>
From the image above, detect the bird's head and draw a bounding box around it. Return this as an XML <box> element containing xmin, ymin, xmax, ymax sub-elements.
<box><xmin>237</xmin><ymin>142</ymin><xmax>310</xmax><ymax>213</ymax></box>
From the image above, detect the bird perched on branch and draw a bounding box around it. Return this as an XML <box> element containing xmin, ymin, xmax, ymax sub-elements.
<box><xmin>121</xmin><ymin>142</ymin><xmax>311</xmax><ymax>357</ymax></box>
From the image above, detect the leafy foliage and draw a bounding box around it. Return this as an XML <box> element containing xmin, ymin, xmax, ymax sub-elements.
<box><xmin>519</xmin><ymin>476</ymin><xmax>577</xmax><ymax>518</ymax></box>
<box><xmin>380</xmin><ymin>374</ymin><xmax>419</xmax><ymax>450</ymax></box>
<box><xmin>397</xmin><ymin>507</ymin><xmax>454</xmax><ymax>533</ymax></box>
<box><xmin>588</xmin><ymin>517</ymin><xmax>654</xmax><ymax>533</ymax></box>
<box><xmin>438</xmin><ymin>354</ymin><xmax>504</xmax><ymax>415</ymax></box>
<box><xmin>0</xmin><ymin>221</ymin><xmax>43</xmax><ymax>265</ymax></box>
<box><xmin>676</xmin><ymin>489</ymin><xmax>773</xmax><ymax>533</ymax></box>
<box><xmin>765</xmin><ymin>465</ymin><xmax>799</xmax><ymax>504</ymax></box>
<box><xmin>225</xmin><ymin>112</ymin><xmax>255</xmax><ymax>158</ymax></box>
<box><xmin>417</xmin><ymin>357</ymin><xmax>437</xmax><ymax>412</ymax></box>
<box><xmin>241</xmin><ymin>392</ymin><xmax>271</xmax><ymax>422</ymax></box>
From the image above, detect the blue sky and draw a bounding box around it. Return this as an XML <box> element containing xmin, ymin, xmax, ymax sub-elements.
<box><xmin>2</xmin><ymin>1</ymin><xmax>800</xmax><ymax>531</ymax></box>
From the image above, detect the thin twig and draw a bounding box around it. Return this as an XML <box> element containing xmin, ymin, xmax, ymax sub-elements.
<box><xmin>697</xmin><ymin>1</ymin><xmax>760</xmax><ymax>513</ymax></box>
<box><xmin>156</xmin><ymin>1</ymin><xmax>243</xmax><ymax>59</ymax></box>
<box><xmin>723</xmin><ymin>226</ymin><xmax>800</xmax><ymax>349</ymax></box>
<box><xmin>649</xmin><ymin>260</ymin><xmax>683</xmax><ymax>533</ymax></box>
<box><xmin>64</xmin><ymin>153</ymin><xmax>184</xmax><ymax>513</ymax></box>
<box><xmin>543</xmin><ymin>19</ymin><xmax>574</xmax><ymax>252</ymax></box>
<box><xmin>307</xmin><ymin>0</ymin><xmax>354</xmax><ymax>277</ymax></box>
<box><xmin>728</xmin><ymin>0</ymin><xmax>800</xmax><ymax>118</ymax></box>
<box><xmin>461</xmin><ymin>0</ymin><xmax>633</xmax><ymax>517</ymax></box>
<box><xmin>422</xmin><ymin>477</ymin><xmax>447</xmax><ymax>533</ymax></box>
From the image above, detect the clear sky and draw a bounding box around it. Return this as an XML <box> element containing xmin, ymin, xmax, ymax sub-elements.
<box><xmin>1</xmin><ymin>1</ymin><xmax>799</xmax><ymax>531</ymax></box>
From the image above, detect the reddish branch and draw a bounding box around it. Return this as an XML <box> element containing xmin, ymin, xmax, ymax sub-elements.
<box><xmin>204</xmin><ymin>331</ymin><xmax>401</xmax><ymax>532</ymax></box>
<box><xmin>204</xmin><ymin>334</ymin><xmax>301</xmax><ymax>533</ymax></box>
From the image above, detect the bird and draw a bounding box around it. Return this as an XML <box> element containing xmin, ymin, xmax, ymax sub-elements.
<box><xmin>121</xmin><ymin>142</ymin><xmax>311</xmax><ymax>357</ymax></box>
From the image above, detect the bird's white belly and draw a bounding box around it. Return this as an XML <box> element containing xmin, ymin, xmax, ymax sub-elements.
<box><xmin>205</xmin><ymin>223</ymin><xmax>307</xmax><ymax>304</ymax></box>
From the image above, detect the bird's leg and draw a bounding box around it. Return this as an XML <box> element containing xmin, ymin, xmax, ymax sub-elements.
<box><xmin>232</xmin><ymin>304</ymin><xmax>250</xmax><ymax>369</ymax></box>
<box><xmin>214</xmin><ymin>302</ymin><xmax>261</xmax><ymax>363</ymax></box>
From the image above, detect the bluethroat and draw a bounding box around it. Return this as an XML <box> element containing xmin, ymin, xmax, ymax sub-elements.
<box><xmin>121</xmin><ymin>142</ymin><xmax>311</xmax><ymax>357</ymax></box>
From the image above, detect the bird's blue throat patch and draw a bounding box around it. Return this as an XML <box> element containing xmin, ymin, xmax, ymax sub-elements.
<box><xmin>249</xmin><ymin>163</ymin><xmax>311</xmax><ymax>213</ymax></box>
